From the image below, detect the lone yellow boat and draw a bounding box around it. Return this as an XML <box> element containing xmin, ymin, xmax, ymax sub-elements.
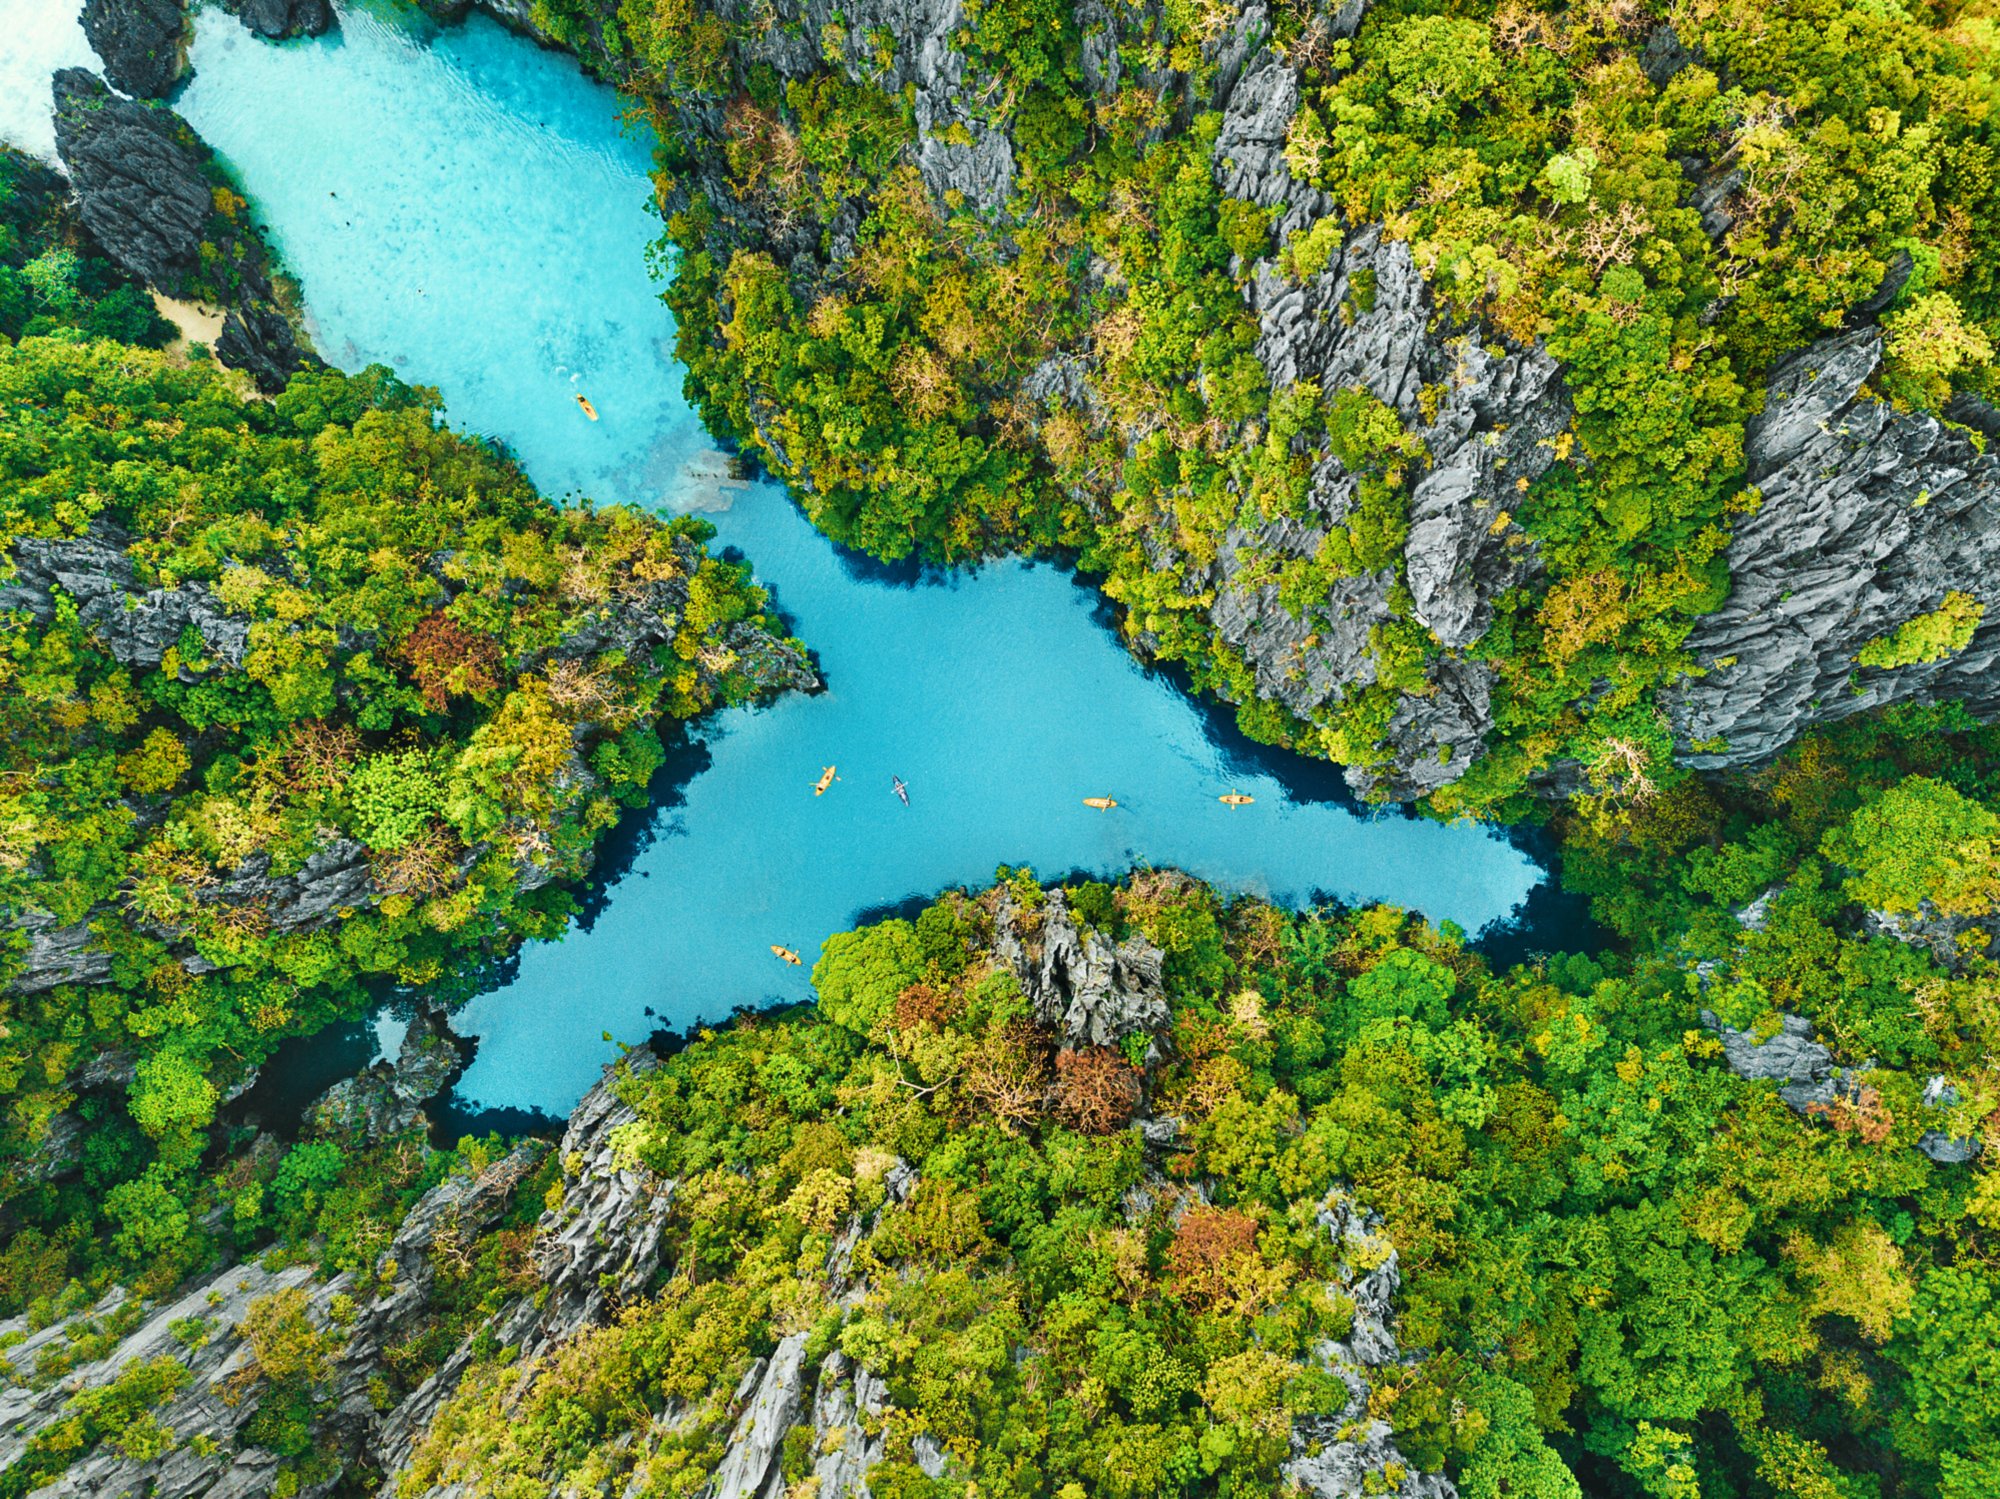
<box><xmin>575</xmin><ymin>394</ymin><xmax>599</xmax><ymax>421</ymax></box>
<box><xmin>1083</xmin><ymin>796</ymin><xmax>1118</xmax><ymax>811</ymax></box>
<box><xmin>1219</xmin><ymin>792</ymin><xmax>1255</xmax><ymax>807</ymax></box>
<box><xmin>771</xmin><ymin>945</ymin><xmax>802</xmax><ymax>965</ymax></box>
<box><xmin>814</xmin><ymin>765</ymin><xmax>838</xmax><ymax>795</ymax></box>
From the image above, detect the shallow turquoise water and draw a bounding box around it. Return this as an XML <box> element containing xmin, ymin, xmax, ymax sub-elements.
<box><xmin>176</xmin><ymin>3</ymin><xmax>1545</xmax><ymax>1114</ymax></box>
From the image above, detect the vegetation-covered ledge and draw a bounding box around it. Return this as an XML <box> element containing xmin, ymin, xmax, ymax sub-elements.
<box><xmin>0</xmin><ymin>142</ymin><xmax>814</xmax><ymax>1300</ymax></box>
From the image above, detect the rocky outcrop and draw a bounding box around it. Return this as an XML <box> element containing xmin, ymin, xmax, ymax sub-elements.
<box><xmin>0</xmin><ymin>518</ymin><xmax>258</xmax><ymax>668</ymax></box>
<box><xmin>0</xmin><ymin>1052</ymin><xmax>682</xmax><ymax>1499</ymax></box>
<box><xmin>1860</xmin><ymin>901</ymin><xmax>2000</xmax><ymax>972</ymax></box>
<box><xmin>1203</xmin><ymin>203</ymin><xmax>1566</xmax><ymax>797</ymax></box>
<box><xmin>0</xmin><ymin>1143</ymin><xmax>546</xmax><ymax>1499</ymax></box>
<box><xmin>993</xmin><ymin>885</ymin><xmax>1170</xmax><ymax>1049</ymax></box>
<box><xmin>8</xmin><ymin>910</ymin><xmax>115</xmax><ymax>996</ymax></box>
<box><xmin>517</xmin><ymin>1049</ymin><xmax>678</xmax><ymax>1356</ymax></box>
<box><xmin>710</xmin><ymin>1332</ymin><xmax>811</xmax><ymax>1499</ymax></box>
<box><xmin>4</xmin><ymin>830</ymin><xmax>379</xmax><ymax>1000</ymax></box>
<box><xmin>1285</xmin><ymin>1192</ymin><xmax>1454</xmax><ymax>1499</ymax></box>
<box><xmin>52</xmin><ymin>69</ymin><xmax>212</xmax><ymax>295</ymax></box>
<box><xmin>217</xmin><ymin>301</ymin><xmax>312</xmax><ymax>392</ymax></box>
<box><xmin>301</xmin><ymin>1003</ymin><xmax>462</xmax><ymax>1140</ymax></box>
<box><xmin>51</xmin><ymin>67</ymin><xmax>315</xmax><ymax>392</ymax></box>
<box><xmin>547</xmin><ymin>536</ymin><xmax>819</xmax><ymax>698</ymax></box>
<box><xmin>225</xmin><ymin>0</ymin><xmax>336</xmax><ymax>38</ymax></box>
<box><xmin>807</xmin><ymin>1351</ymin><xmax>890</xmax><ymax>1498</ymax></box>
<box><xmin>214</xmin><ymin>839</ymin><xmax>379</xmax><ymax>932</ymax></box>
<box><xmin>81</xmin><ymin>0</ymin><xmax>189</xmax><ymax>98</ymax></box>
<box><xmin>1701</xmin><ymin>1008</ymin><xmax>1983</xmax><ymax>1165</ymax></box>
<box><xmin>1668</xmin><ymin>329</ymin><xmax>2000</xmax><ymax>768</ymax></box>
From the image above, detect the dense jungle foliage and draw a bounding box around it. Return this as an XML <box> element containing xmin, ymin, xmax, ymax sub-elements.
<box><xmin>588</xmin><ymin>0</ymin><xmax>2000</xmax><ymax>810</ymax></box>
<box><xmin>389</xmin><ymin>759</ymin><xmax>1995</xmax><ymax>1499</ymax></box>
<box><xmin>3</xmin><ymin>7</ymin><xmax>1999</xmax><ymax>1499</ymax></box>
<box><xmin>0</xmin><ymin>148</ymin><xmax>802</xmax><ymax>1298</ymax></box>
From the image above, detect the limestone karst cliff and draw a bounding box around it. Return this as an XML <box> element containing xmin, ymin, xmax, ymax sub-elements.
<box><xmin>428</xmin><ymin>0</ymin><xmax>2000</xmax><ymax>804</ymax></box>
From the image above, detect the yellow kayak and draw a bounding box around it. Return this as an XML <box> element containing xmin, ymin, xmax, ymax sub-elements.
<box><xmin>1219</xmin><ymin>793</ymin><xmax>1255</xmax><ymax>807</ymax></box>
<box><xmin>1083</xmin><ymin>796</ymin><xmax>1118</xmax><ymax>811</ymax></box>
<box><xmin>575</xmin><ymin>394</ymin><xmax>599</xmax><ymax>421</ymax></box>
<box><xmin>814</xmin><ymin>765</ymin><xmax>838</xmax><ymax>795</ymax></box>
<box><xmin>771</xmin><ymin>945</ymin><xmax>802</xmax><ymax>965</ymax></box>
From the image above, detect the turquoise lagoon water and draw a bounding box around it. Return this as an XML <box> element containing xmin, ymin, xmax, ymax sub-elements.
<box><xmin>175</xmin><ymin>4</ymin><xmax>1546</xmax><ymax>1115</ymax></box>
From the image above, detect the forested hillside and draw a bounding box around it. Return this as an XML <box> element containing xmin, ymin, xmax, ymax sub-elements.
<box><xmin>3</xmin><ymin>3</ymin><xmax>1999</xmax><ymax>1499</ymax></box>
<box><xmin>0</xmin><ymin>144</ymin><xmax>812</xmax><ymax>1298</ymax></box>
<box><xmin>6</xmin><ymin>804</ymin><xmax>1994</xmax><ymax>1499</ymax></box>
<box><xmin>498</xmin><ymin>0</ymin><xmax>2000</xmax><ymax>806</ymax></box>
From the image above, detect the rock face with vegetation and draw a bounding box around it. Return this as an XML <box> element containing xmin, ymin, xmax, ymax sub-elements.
<box><xmin>53</xmin><ymin>67</ymin><xmax>312</xmax><ymax>392</ymax></box>
<box><xmin>9</xmin><ymin>8</ymin><xmax>2000</xmax><ymax>1499</ymax></box>
<box><xmin>0</xmin><ymin>156</ymin><xmax>815</xmax><ymax>1306</ymax></box>
<box><xmin>447</xmin><ymin>0</ymin><xmax>2000</xmax><ymax>813</ymax></box>
<box><xmin>1668</xmin><ymin>328</ymin><xmax>2000</xmax><ymax>768</ymax></box>
<box><xmin>6</xmin><ymin>840</ymin><xmax>1998</xmax><ymax>1499</ymax></box>
<box><xmin>50</xmin><ymin>70</ymin><xmax>212</xmax><ymax>294</ymax></box>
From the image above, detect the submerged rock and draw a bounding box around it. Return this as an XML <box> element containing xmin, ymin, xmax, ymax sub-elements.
<box><xmin>81</xmin><ymin>0</ymin><xmax>189</xmax><ymax>98</ymax></box>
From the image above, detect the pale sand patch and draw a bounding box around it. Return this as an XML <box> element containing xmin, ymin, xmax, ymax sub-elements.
<box><xmin>151</xmin><ymin>291</ymin><xmax>227</xmax><ymax>347</ymax></box>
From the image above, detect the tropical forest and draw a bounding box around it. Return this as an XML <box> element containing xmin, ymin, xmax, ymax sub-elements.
<box><xmin>0</xmin><ymin>0</ymin><xmax>1997</xmax><ymax>1497</ymax></box>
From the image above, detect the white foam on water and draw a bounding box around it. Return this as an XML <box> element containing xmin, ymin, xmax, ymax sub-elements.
<box><xmin>0</xmin><ymin>0</ymin><xmax>100</xmax><ymax>160</ymax></box>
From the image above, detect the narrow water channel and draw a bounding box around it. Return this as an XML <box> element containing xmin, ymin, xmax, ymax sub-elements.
<box><xmin>170</xmin><ymin>2</ymin><xmax>1546</xmax><ymax>1115</ymax></box>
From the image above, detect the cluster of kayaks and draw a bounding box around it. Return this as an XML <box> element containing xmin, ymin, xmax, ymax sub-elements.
<box><xmin>771</xmin><ymin>778</ymin><xmax>1257</xmax><ymax>961</ymax></box>
<box><xmin>1084</xmin><ymin>792</ymin><xmax>1255</xmax><ymax>810</ymax></box>
<box><xmin>808</xmin><ymin>768</ymin><xmax>1254</xmax><ymax>812</ymax></box>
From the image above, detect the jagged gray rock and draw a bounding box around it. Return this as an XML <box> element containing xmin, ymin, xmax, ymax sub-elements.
<box><xmin>1917</xmin><ymin>1075</ymin><xmax>1984</xmax><ymax>1164</ymax></box>
<box><xmin>1860</xmin><ymin>901</ymin><xmax>2000</xmax><ymax>971</ymax></box>
<box><xmin>809</xmin><ymin>1350</ymin><xmax>890</xmax><ymax>1498</ymax></box>
<box><xmin>1700</xmin><ymin>1010</ymin><xmax>1845</xmax><ymax>1112</ymax></box>
<box><xmin>0</xmin><ymin>1143</ymin><xmax>546</xmax><ymax>1499</ymax></box>
<box><xmin>302</xmin><ymin>1003</ymin><xmax>462</xmax><ymax>1140</ymax></box>
<box><xmin>993</xmin><ymin>885</ymin><xmax>1169</xmax><ymax>1049</ymax></box>
<box><xmin>1669</xmin><ymin>330</ymin><xmax>2000</xmax><ymax>768</ymax></box>
<box><xmin>4</xmin><ymin>524</ymin><xmax>249</xmax><ymax>675</ymax></box>
<box><xmin>52</xmin><ymin>69</ymin><xmax>212</xmax><ymax>296</ymax></box>
<box><xmin>520</xmin><ymin>1049</ymin><xmax>677</xmax><ymax>1356</ymax></box>
<box><xmin>548</xmin><ymin>534</ymin><xmax>818</xmax><ymax>697</ymax></box>
<box><xmin>1638</xmin><ymin>23</ymin><xmax>1694</xmax><ymax>87</ymax></box>
<box><xmin>81</xmin><ymin>0</ymin><xmax>189</xmax><ymax>97</ymax></box>
<box><xmin>1284</xmin><ymin>1192</ymin><xmax>1455</xmax><ymax>1499</ymax></box>
<box><xmin>217</xmin><ymin>301</ymin><xmax>311</xmax><ymax>394</ymax></box>
<box><xmin>8</xmin><ymin>910</ymin><xmax>113</xmax><ymax>995</ymax></box>
<box><xmin>711</xmin><ymin>1332</ymin><xmax>811</xmax><ymax>1499</ymax></box>
<box><xmin>225</xmin><ymin>0</ymin><xmax>336</xmax><ymax>38</ymax></box>
<box><xmin>1701</xmin><ymin>1008</ymin><xmax>1984</xmax><ymax>1163</ymax></box>
<box><xmin>216</xmin><ymin>838</ymin><xmax>379</xmax><ymax>932</ymax></box>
